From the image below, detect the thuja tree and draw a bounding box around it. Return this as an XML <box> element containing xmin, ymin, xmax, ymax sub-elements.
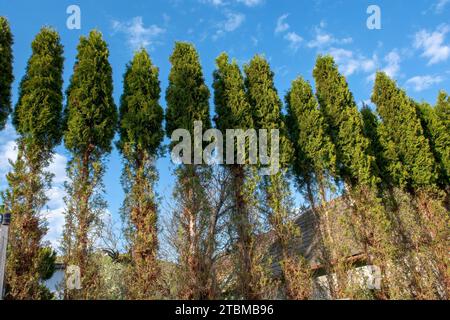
<box><xmin>416</xmin><ymin>101</ymin><xmax>450</xmax><ymax>190</ymax></box>
<box><xmin>2</xmin><ymin>27</ymin><xmax>63</xmax><ymax>299</ymax></box>
<box><xmin>117</xmin><ymin>49</ymin><xmax>164</xmax><ymax>299</ymax></box>
<box><xmin>313</xmin><ymin>56</ymin><xmax>395</xmax><ymax>299</ymax></box>
<box><xmin>285</xmin><ymin>76</ymin><xmax>336</xmax><ymax>208</ymax></box>
<box><xmin>213</xmin><ymin>53</ymin><xmax>263</xmax><ymax>299</ymax></box>
<box><xmin>436</xmin><ymin>91</ymin><xmax>450</xmax><ymax>133</ymax></box>
<box><xmin>62</xmin><ymin>30</ymin><xmax>117</xmax><ymax>299</ymax></box>
<box><xmin>372</xmin><ymin>72</ymin><xmax>448</xmax><ymax>299</ymax></box>
<box><xmin>371</xmin><ymin>72</ymin><xmax>438</xmax><ymax>190</ymax></box>
<box><xmin>285</xmin><ymin>77</ymin><xmax>336</xmax><ymax>299</ymax></box>
<box><xmin>313</xmin><ymin>56</ymin><xmax>378</xmax><ymax>188</ymax></box>
<box><xmin>165</xmin><ymin>42</ymin><xmax>216</xmax><ymax>299</ymax></box>
<box><xmin>435</xmin><ymin>91</ymin><xmax>450</xmax><ymax>206</ymax></box>
<box><xmin>361</xmin><ymin>105</ymin><xmax>389</xmax><ymax>186</ymax></box>
<box><xmin>244</xmin><ymin>55</ymin><xmax>309</xmax><ymax>300</ymax></box>
<box><xmin>0</xmin><ymin>16</ymin><xmax>14</xmax><ymax>130</ymax></box>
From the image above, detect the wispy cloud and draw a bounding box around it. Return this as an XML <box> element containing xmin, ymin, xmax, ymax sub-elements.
<box><xmin>112</xmin><ymin>16</ymin><xmax>165</xmax><ymax>51</ymax></box>
<box><xmin>414</xmin><ymin>24</ymin><xmax>450</xmax><ymax>65</ymax></box>
<box><xmin>406</xmin><ymin>75</ymin><xmax>444</xmax><ymax>92</ymax></box>
<box><xmin>434</xmin><ymin>0</ymin><xmax>450</xmax><ymax>13</ymax></box>
<box><xmin>328</xmin><ymin>48</ymin><xmax>377</xmax><ymax>76</ymax></box>
<box><xmin>200</xmin><ymin>0</ymin><xmax>263</xmax><ymax>7</ymax></box>
<box><xmin>382</xmin><ymin>50</ymin><xmax>401</xmax><ymax>78</ymax></box>
<box><xmin>236</xmin><ymin>0</ymin><xmax>263</xmax><ymax>7</ymax></box>
<box><xmin>365</xmin><ymin>49</ymin><xmax>401</xmax><ymax>81</ymax></box>
<box><xmin>213</xmin><ymin>11</ymin><xmax>245</xmax><ymax>40</ymax></box>
<box><xmin>200</xmin><ymin>0</ymin><xmax>226</xmax><ymax>6</ymax></box>
<box><xmin>275</xmin><ymin>14</ymin><xmax>289</xmax><ymax>34</ymax></box>
<box><xmin>284</xmin><ymin>32</ymin><xmax>303</xmax><ymax>52</ymax></box>
<box><xmin>307</xmin><ymin>22</ymin><xmax>352</xmax><ymax>49</ymax></box>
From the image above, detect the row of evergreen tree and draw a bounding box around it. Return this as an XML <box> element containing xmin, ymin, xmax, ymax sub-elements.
<box><xmin>0</xmin><ymin>18</ymin><xmax>448</xmax><ymax>300</ymax></box>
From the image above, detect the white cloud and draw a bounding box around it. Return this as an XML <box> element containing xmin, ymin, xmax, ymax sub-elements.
<box><xmin>434</xmin><ymin>0</ymin><xmax>450</xmax><ymax>13</ymax></box>
<box><xmin>236</xmin><ymin>0</ymin><xmax>263</xmax><ymax>6</ymax></box>
<box><xmin>328</xmin><ymin>48</ymin><xmax>377</xmax><ymax>76</ymax></box>
<box><xmin>223</xmin><ymin>12</ymin><xmax>245</xmax><ymax>31</ymax></box>
<box><xmin>0</xmin><ymin>140</ymin><xmax>17</xmax><ymax>179</ymax></box>
<box><xmin>406</xmin><ymin>75</ymin><xmax>444</xmax><ymax>92</ymax></box>
<box><xmin>382</xmin><ymin>50</ymin><xmax>401</xmax><ymax>78</ymax></box>
<box><xmin>201</xmin><ymin>0</ymin><xmax>263</xmax><ymax>7</ymax></box>
<box><xmin>48</xmin><ymin>153</ymin><xmax>68</xmax><ymax>184</ymax></box>
<box><xmin>275</xmin><ymin>14</ymin><xmax>290</xmax><ymax>34</ymax></box>
<box><xmin>366</xmin><ymin>50</ymin><xmax>401</xmax><ymax>82</ymax></box>
<box><xmin>284</xmin><ymin>32</ymin><xmax>303</xmax><ymax>52</ymax></box>
<box><xmin>213</xmin><ymin>12</ymin><xmax>245</xmax><ymax>40</ymax></box>
<box><xmin>201</xmin><ymin>0</ymin><xmax>226</xmax><ymax>6</ymax></box>
<box><xmin>307</xmin><ymin>25</ymin><xmax>352</xmax><ymax>49</ymax></box>
<box><xmin>112</xmin><ymin>16</ymin><xmax>165</xmax><ymax>51</ymax></box>
<box><xmin>414</xmin><ymin>24</ymin><xmax>450</xmax><ymax>65</ymax></box>
<box><xmin>0</xmin><ymin>123</ymin><xmax>18</xmax><ymax>180</ymax></box>
<box><xmin>0</xmin><ymin>122</ymin><xmax>68</xmax><ymax>250</ymax></box>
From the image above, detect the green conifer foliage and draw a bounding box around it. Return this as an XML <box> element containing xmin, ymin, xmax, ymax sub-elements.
<box><xmin>416</xmin><ymin>101</ymin><xmax>450</xmax><ymax>189</ymax></box>
<box><xmin>118</xmin><ymin>49</ymin><xmax>164</xmax><ymax>299</ymax></box>
<box><xmin>165</xmin><ymin>42</ymin><xmax>215</xmax><ymax>299</ymax></box>
<box><xmin>244</xmin><ymin>55</ymin><xmax>292</xmax><ymax>166</ymax></box>
<box><xmin>285</xmin><ymin>76</ymin><xmax>336</xmax><ymax>205</ymax></box>
<box><xmin>244</xmin><ymin>55</ymin><xmax>307</xmax><ymax>299</ymax></box>
<box><xmin>436</xmin><ymin>90</ymin><xmax>450</xmax><ymax>134</ymax></box>
<box><xmin>2</xmin><ymin>27</ymin><xmax>63</xmax><ymax>299</ymax></box>
<box><xmin>63</xmin><ymin>30</ymin><xmax>117</xmax><ymax>299</ymax></box>
<box><xmin>371</xmin><ymin>72</ymin><xmax>438</xmax><ymax>190</ymax></box>
<box><xmin>361</xmin><ymin>105</ymin><xmax>389</xmax><ymax>185</ymax></box>
<box><xmin>213</xmin><ymin>53</ymin><xmax>261</xmax><ymax>299</ymax></box>
<box><xmin>313</xmin><ymin>57</ymin><xmax>397</xmax><ymax>298</ymax></box>
<box><xmin>0</xmin><ymin>16</ymin><xmax>14</xmax><ymax>130</ymax></box>
<box><xmin>165</xmin><ymin>42</ymin><xmax>210</xmax><ymax>137</ymax></box>
<box><xmin>313</xmin><ymin>55</ymin><xmax>378</xmax><ymax>188</ymax></box>
<box><xmin>372</xmin><ymin>72</ymin><xmax>449</xmax><ymax>299</ymax></box>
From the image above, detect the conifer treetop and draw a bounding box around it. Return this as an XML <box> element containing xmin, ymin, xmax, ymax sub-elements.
<box><xmin>416</xmin><ymin>101</ymin><xmax>450</xmax><ymax>188</ymax></box>
<box><xmin>371</xmin><ymin>71</ymin><xmax>438</xmax><ymax>189</ymax></box>
<box><xmin>244</xmin><ymin>54</ymin><xmax>293</xmax><ymax>166</ymax></box>
<box><xmin>64</xmin><ymin>30</ymin><xmax>117</xmax><ymax>155</ymax></box>
<box><xmin>436</xmin><ymin>90</ymin><xmax>450</xmax><ymax>133</ymax></box>
<box><xmin>285</xmin><ymin>76</ymin><xmax>336</xmax><ymax>189</ymax></box>
<box><xmin>165</xmin><ymin>41</ymin><xmax>210</xmax><ymax>137</ymax></box>
<box><xmin>313</xmin><ymin>55</ymin><xmax>378</xmax><ymax>188</ymax></box>
<box><xmin>118</xmin><ymin>49</ymin><xmax>164</xmax><ymax>158</ymax></box>
<box><xmin>0</xmin><ymin>16</ymin><xmax>14</xmax><ymax>130</ymax></box>
<box><xmin>213</xmin><ymin>52</ymin><xmax>253</xmax><ymax>132</ymax></box>
<box><xmin>13</xmin><ymin>26</ymin><xmax>64</xmax><ymax>149</ymax></box>
<box><xmin>313</xmin><ymin>55</ymin><xmax>356</xmax><ymax>138</ymax></box>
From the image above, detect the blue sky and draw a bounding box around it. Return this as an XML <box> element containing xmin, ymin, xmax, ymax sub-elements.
<box><xmin>0</xmin><ymin>0</ymin><xmax>449</xmax><ymax>249</ymax></box>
